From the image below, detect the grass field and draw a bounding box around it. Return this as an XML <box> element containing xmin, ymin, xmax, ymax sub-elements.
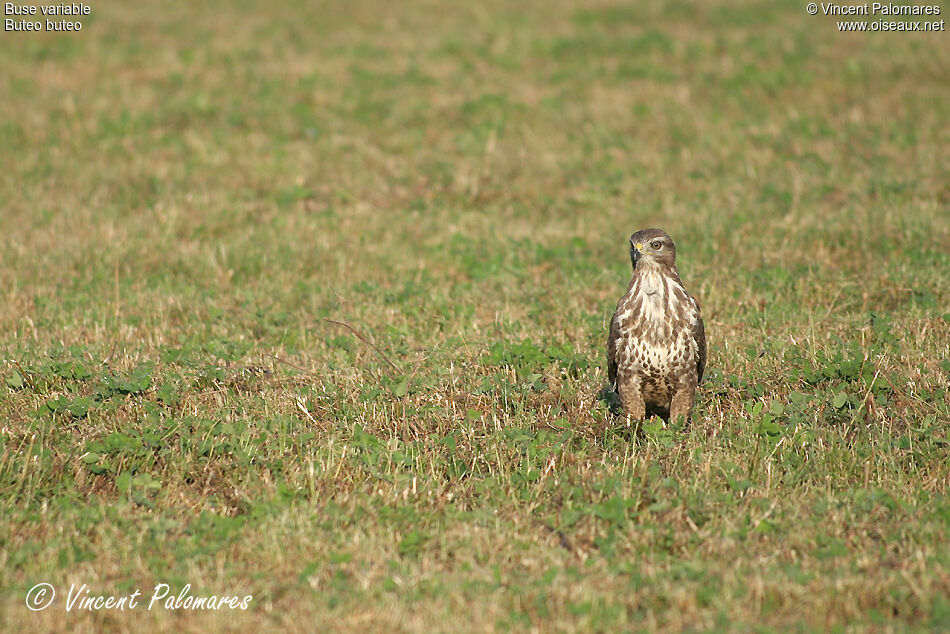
<box><xmin>2</xmin><ymin>0</ymin><xmax>949</xmax><ymax>631</ymax></box>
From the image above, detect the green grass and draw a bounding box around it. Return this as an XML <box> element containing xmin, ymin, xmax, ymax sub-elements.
<box><xmin>2</xmin><ymin>0</ymin><xmax>949</xmax><ymax>631</ymax></box>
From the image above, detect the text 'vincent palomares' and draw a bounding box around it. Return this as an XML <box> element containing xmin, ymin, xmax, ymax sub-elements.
<box><xmin>817</xmin><ymin>3</ymin><xmax>941</xmax><ymax>15</ymax></box>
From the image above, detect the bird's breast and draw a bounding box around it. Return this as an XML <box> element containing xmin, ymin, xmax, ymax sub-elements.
<box><xmin>614</xmin><ymin>270</ymin><xmax>699</xmax><ymax>374</ymax></box>
<box><xmin>625</xmin><ymin>270</ymin><xmax>675</xmax><ymax>325</ymax></box>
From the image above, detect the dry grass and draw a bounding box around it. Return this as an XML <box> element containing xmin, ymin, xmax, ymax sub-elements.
<box><xmin>1</xmin><ymin>0</ymin><xmax>949</xmax><ymax>631</ymax></box>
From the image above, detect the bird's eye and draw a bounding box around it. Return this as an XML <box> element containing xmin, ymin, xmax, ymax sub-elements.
<box><xmin>651</xmin><ymin>240</ymin><xmax>662</xmax><ymax>249</ymax></box>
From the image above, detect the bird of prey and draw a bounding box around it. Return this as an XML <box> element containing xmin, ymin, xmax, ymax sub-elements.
<box><xmin>607</xmin><ymin>228</ymin><xmax>706</xmax><ymax>422</ymax></box>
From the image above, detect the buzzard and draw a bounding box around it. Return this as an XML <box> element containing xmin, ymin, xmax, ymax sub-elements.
<box><xmin>607</xmin><ymin>228</ymin><xmax>706</xmax><ymax>422</ymax></box>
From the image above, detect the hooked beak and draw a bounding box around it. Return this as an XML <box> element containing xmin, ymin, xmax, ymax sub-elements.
<box><xmin>630</xmin><ymin>242</ymin><xmax>643</xmax><ymax>266</ymax></box>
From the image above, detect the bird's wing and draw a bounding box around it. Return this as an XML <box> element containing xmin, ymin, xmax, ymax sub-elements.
<box><xmin>693</xmin><ymin>307</ymin><xmax>706</xmax><ymax>383</ymax></box>
<box><xmin>607</xmin><ymin>311</ymin><xmax>620</xmax><ymax>389</ymax></box>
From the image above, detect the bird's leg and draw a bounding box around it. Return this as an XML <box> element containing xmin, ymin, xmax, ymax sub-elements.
<box><xmin>669</xmin><ymin>382</ymin><xmax>696</xmax><ymax>424</ymax></box>
<box><xmin>618</xmin><ymin>381</ymin><xmax>646</xmax><ymax>422</ymax></box>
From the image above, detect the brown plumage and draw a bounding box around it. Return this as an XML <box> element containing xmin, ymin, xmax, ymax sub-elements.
<box><xmin>607</xmin><ymin>228</ymin><xmax>706</xmax><ymax>422</ymax></box>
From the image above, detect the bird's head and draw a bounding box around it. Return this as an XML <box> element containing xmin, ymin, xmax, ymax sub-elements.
<box><xmin>629</xmin><ymin>228</ymin><xmax>676</xmax><ymax>269</ymax></box>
